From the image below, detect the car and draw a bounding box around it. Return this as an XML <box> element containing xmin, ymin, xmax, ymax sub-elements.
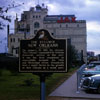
<box><xmin>83</xmin><ymin>65</ymin><xmax>100</xmax><ymax>77</ymax></box>
<box><xmin>81</xmin><ymin>74</ymin><xmax>100</xmax><ymax>93</ymax></box>
<box><xmin>85</xmin><ymin>61</ymin><xmax>100</xmax><ymax>71</ymax></box>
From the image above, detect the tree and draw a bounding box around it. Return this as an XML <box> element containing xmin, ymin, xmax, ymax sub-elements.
<box><xmin>67</xmin><ymin>44</ymin><xmax>79</xmax><ymax>70</ymax></box>
<box><xmin>70</xmin><ymin>45</ymin><xmax>79</xmax><ymax>64</ymax></box>
<box><xmin>0</xmin><ymin>1</ymin><xmax>24</xmax><ymax>29</ymax></box>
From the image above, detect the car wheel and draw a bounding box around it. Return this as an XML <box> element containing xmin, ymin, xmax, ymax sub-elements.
<box><xmin>98</xmin><ymin>86</ymin><xmax>100</xmax><ymax>94</ymax></box>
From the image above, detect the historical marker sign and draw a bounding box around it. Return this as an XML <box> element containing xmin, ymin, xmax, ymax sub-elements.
<box><xmin>19</xmin><ymin>29</ymin><xmax>67</xmax><ymax>73</ymax></box>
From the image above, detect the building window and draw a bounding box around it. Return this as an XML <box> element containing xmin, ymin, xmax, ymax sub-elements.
<box><xmin>10</xmin><ymin>38</ymin><xmax>12</xmax><ymax>42</ymax></box>
<box><xmin>34</xmin><ymin>22</ymin><xmax>40</xmax><ymax>28</ymax></box>
<box><xmin>16</xmin><ymin>48</ymin><xmax>19</xmax><ymax>54</ymax></box>
<box><xmin>21</xmin><ymin>24</ymin><xmax>24</xmax><ymax>28</ymax></box>
<box><xmin>18</xmin><ymin>38</ymin><xmax>20</xmax><ymax>42</ymax></box>
<box><xmin>13</xmin><ymin>38</ymin><xmax>15</xmax><ymax>42</ymax></box>
<box><xmin>26</xmin><ymin>24</ymin><xmax>30</xmax><ymax>32</ymax></box>
<box><xmin>77</xmin><ymin>24</ymin><xmax>79</xmax><ymax>27</ymax></box>
<box><xmin>24</xmin><ymin>15</ymin><xmax>27</xmax><ymax>19</ymax></box>
<box><xmin>66</xmin><ymin>24</ymin><xmax>68</xmax><ymax>27</ymax></box>
<box><xmin>52</xmin><ymin>33</ymin><xmax>54</xmax><ymax>36</ymax></box>
<box><xmin>34</xmin><ymin>30</ymin><xmax>37</xmax><ymax>34</ymax></box>
<box><xmin>36</xmin><ymin>15</ymin><xmax>38</xmax><ymax>18</ymax></box>
<box><xmin>39</xmin><ymin>15</ymin><xmax>41</xmax><ymax>18</ymax></box>
<box><xmin>18</xmin><ymin>24</ymin><xmax>20</xmax><ymax>29</ymax></box>
<box><xmin>16</xmin><ymin>49</ymin><xmax>18</xmax><ymax>54</ymax></box>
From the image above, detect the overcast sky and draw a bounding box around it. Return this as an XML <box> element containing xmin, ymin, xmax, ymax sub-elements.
<box><xmin>0</xmin><ymin>0</ymin><xmax>100</xmax><ymax>55</ymax></box>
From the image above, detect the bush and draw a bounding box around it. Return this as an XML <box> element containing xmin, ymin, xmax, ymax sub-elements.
<box><xmin>0</xmin><ymin>56</ymin><xmax>19</xmax><ymax>73</ymax></box>
<box><xmin>24</xmin><ymin>78</ymin><xmax>34</xmax><ymax>86</ymax></box>
<box><xmin>0</xmin><ymin>70</ymin><xmax>2</xmax><ymax>76</ymax></box>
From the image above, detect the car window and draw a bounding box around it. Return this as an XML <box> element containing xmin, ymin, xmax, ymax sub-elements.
<box><xmin>95</xmin><ymin>65</ymin><xmax>100</xmax><ymax>71</ymax></box>
<box><xmin>87</xmin><ymin>64</ymin><xmax>94</xmax><ymax>68</ymax></box>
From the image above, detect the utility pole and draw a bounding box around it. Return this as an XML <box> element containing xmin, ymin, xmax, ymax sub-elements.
<box><xmin>7</xmin><ymin>24</ymin><xmax>9</xmax><ymax>48</ymax></box>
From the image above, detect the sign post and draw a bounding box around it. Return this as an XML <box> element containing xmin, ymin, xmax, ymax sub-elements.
<box><xmin>40</xmin><ymin>74</ymin><xmax>46</xmax><ymax>100</ymax></box>
<box><xmin>19</xmin><ymin>29</ymin><xmax>67</xmax><ymax>100</ymax></box>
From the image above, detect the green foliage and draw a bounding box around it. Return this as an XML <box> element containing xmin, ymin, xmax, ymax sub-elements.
<box><xmin>0</xmin><ymin>68</ymin><xmax>77</xmax><ymax>100</ymax></box>
<box><xmin>0</xmin><ymin>55</ymin><xmax>19</xmax><ymax>74</ymax></box>
<box><xmin>67</xmin><ymin>44</ymin><xmax>79</xmax><ymax>70</ymax></box>
<box><xmin>0</xmin><ymin>70</ymin><xmax>40</xmax><ymax>100</ymax></box>
<box><xmin>24</xmin><ymin>78</ymin><xmax>34</xmax><ymax>86</ymax></box>
<box><xmin>71</xmin><ymin>46</ymin><xmax>78</xmax><ymax>62</ymax></box>
<box><xmin>0</xmin><ymin>70</ymin><xmax>2</xmax><ymax>76</ymax></box>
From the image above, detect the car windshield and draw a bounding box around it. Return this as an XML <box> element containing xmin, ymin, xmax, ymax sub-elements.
<box><xmin>87</xmin><ymin>64</ymin><xmax>94</xmax><ymax>68</ymax></box>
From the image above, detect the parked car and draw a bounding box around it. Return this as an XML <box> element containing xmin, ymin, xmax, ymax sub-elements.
<box><xmin>85</xmin><ymin>61</ymin><xmax>100</xmax><ymax>71</ymax></box>
<box><xmin>83</xmin><ymin>65</ymin><xmax>100</xmax><ymax>77</ymax></box>
<box><xmin>81</xmin><ymin>74</ymin><xmax>100</xmax><ymax>93</ymax></box>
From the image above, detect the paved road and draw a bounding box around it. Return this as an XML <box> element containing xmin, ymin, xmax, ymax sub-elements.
<box><xmin>49</xmin><ymin>72</ymin><xmax>100</xmax><ymax>99</ymax></box>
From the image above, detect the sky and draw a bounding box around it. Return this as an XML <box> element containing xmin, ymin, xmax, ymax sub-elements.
<box><xmin>0</xmin><ymin>0</ymin><xmax>100</xmax><ymax>55</ymax></box>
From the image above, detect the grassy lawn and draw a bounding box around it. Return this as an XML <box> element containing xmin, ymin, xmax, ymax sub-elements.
<box><xmin>0</xmin><ymin>68</ymin><xmax>77</xmax><ymax>100</ymax></box>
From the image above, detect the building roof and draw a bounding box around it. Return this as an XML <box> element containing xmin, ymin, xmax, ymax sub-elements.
<box><xmin>43</xmin><ymin>15</ymin><xmax>86</xmax><ymax>23</ymax></box>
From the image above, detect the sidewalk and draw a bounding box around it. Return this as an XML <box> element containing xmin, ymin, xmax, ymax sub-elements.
<box><xmin>49</xmin><ymin>72</ymin><xmax>100</xmax><ymax>99</ymax></box>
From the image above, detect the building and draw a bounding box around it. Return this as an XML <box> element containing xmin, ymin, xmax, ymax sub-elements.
<box><xmin>87</xmin><ymin>51</ymin><xmax>95</xmax><ymax>57</ymax></box>
<box><xmin>97</xmin><ymin>54</ymin><xmax>100</xmax><ymax>61</ymax></box>
<box><xmin>8</xmin><ymin>4</ymin><xmax>87</xmax><ymax>62</ymax></box>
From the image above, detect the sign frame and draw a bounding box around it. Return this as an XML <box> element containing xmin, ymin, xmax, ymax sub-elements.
<box><xmin>19</xmin><ymin>29</ymin><xmax>67</xmax><ymax>73</ymax></box>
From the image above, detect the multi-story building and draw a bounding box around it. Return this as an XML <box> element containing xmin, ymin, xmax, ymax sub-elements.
<box><xmin>97</xmin><ymin>54</ymin><xmax>100</xmax><ymax>61</ymax></box>
<box><xmin>8</xmin><ymin>4</ymin><xmax>87</xmax><ymax>62</ymax></box>
<box><xmin>87</xmin><ymin>51</ymin><xmax>95</xmax><ymax>57</ymax></box>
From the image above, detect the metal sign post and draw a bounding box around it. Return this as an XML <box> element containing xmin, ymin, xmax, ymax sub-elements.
<box><xmin>76</xmin><ymin>70</ymin><xmax>80</xmax><ymax>93</ymax></box>
<box><xmin>40</xmin><ymin>74</ymin><xmax>46</xmax><ymax>100</ymax></box>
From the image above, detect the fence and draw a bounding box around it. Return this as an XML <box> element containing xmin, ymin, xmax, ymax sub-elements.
<box><xmin>76</xmin><ymin>64</ymin><xmax>86</xmax><ymax>92</ymax></box>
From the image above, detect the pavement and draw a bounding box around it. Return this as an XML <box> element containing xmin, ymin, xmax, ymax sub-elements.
<box><xmin>49</xmin><ymin>72</ymin><xmax>100</xmax><ymax>99</ymax></box>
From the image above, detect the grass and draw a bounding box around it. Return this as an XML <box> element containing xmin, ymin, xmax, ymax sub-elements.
<box><xmin>0</xmin><ymin>70</ymin><xmax>40</xmax><ymax>100</ymax></box>
<box><xmin>0</xmin><ymin>67</ymin><xmax>77</xmax><ymax>100</ymax></box>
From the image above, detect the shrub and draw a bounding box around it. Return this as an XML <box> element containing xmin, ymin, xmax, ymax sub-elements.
<box><xmin>24</xmin><ymin>78</ymin><xmax>34</xmax><ymax>86</ymax></box>
<box><xmin>0</xmin><ymin>56</ymin><xmax>19</xmax><ymax>73</ymax></box>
